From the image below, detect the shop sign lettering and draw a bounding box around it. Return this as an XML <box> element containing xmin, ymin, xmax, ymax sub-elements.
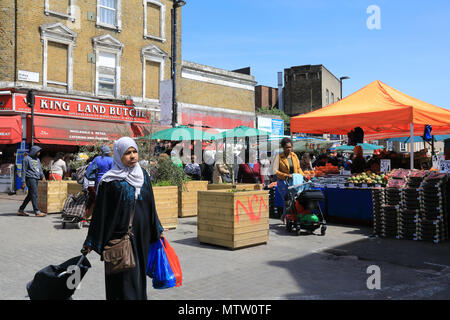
<box><xmin>15</xmin><ymin>94</ymin><xmax>149</xmax><ymax>123</ymax></box>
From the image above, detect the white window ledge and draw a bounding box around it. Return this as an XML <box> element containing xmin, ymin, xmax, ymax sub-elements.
<box><xmin>143</xmin><ymin>34</ymin><xmax>166</xmax><ymax>43</ymax></box>
<box><xmin>47</xmin><ymin>80</ymin><xmax>68</xmax><ymax>87</ymax></box>
<box><xmin>96</xmin><ymin>22</ymin><xmax>122</xmax><ymax>33</ymax></box>
<box><xmin>45</xmin><ymin>10</ymin><xmax>75</xmax><ymax>22</ymax></box>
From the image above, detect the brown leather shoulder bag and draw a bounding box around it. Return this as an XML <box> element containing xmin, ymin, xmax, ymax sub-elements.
<box><xmin>102</xmin><ymin>200</ymin><xmax>136</xmax><ymax>275</ymax></box>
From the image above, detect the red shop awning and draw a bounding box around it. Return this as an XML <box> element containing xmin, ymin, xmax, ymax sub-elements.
<box><xmin>131</xmin><ymin>123</ymin><xmax>172</xmax><ymax>138</ymax></box>
<box><xmin>0</xmin><ymin>115</ymin><xmax>22</xmax><ymax>144</ymax></box>
<box><xmin>27</xmin><ymin>115</ymin><xmax>136</xmax><ymax>146</ymax></box>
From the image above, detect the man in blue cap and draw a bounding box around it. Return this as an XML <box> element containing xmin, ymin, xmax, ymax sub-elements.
<box><xmin>18</xmin><ymin>146</ymin><xmax>46</xmax><ymax>217</ymax></box>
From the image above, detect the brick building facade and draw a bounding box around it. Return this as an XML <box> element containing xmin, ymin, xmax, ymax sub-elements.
<box><xmin>255</xmin><ymin>85</ymin><xmax>278</xmax><ymax>110</ymax></box>
<box><xmin>177</xmin><ymin>61</ymin><xmax>257</xmax><ymax>129</ymax></box>
<box><xmin>0</xmin><ymin>0</ymin><xmax>181</xmax><ymax>118</ymax></box>
<box><xmin>283</xmin><ymin>64</ymin><xmax>341</xmax><ymax>117</ymax></box>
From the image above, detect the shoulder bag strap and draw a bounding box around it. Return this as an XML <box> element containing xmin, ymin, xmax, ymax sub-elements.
<box><xmin>128</xmin><ymin>199</ymin><xmax>137</xmax><ymax>235</ymax></box>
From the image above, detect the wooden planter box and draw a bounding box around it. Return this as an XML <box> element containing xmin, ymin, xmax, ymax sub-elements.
<box><xmin>67</xmin><ymin>180</ymin><xmax>82</xmax><ymax>195</ymax></box>
<box><xmin>153</xmin><ymin>186</ymin><xmax>179</xmax><ymax>229</ymax></box>
<box><xmin>207</xmin><ymin>183</ymin><xmax>263</xmax><ymax>191</ymax></box>
<box><xmin>178</xmin><ymin>180</ymin><xmax>209</xmax><ymax>218</ymax></box>
<box><xmin>37</xmin><ymin>181</ymin><xmax>68</xmax><ymax>214</ymax></box>
<box><xmin>38</xmin><ymin>180</ymin><xmax>83</xmax><ymax>213</ymax></box>
<box><xmin>197</xmin><ymin>189</ymin><xmax>270</xmax><ymax>249</ymax></box>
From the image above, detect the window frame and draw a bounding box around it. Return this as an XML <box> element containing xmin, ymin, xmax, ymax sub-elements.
<box><xmin>141</xmin><ymin>45</ymin><xmax>167</xmax><ymax>102</ymax></box>
<box><xmin>96</xmin><ymin>0</ymin><xmax>122</xmax><ymax>32</ymax></box>
<box><xmin>40</xmin><ymin>23</ymin><xmax>77</xmax><ymax>92</ymax></box>
<box><xmin>143</xmin><ymin>0</ymin><xmax>166</xmax><ymax>42</ymax></box>
<box><xmin>93</xmin><ymin>34</ymin><xmax>124</xmax><ymax>98</ymax></box>
<box><xmin>97</xmin><ymin>52</ymin><xmax>117</xmax><ymax>97</ymax></box>
<box><xmin>399</xmin><ymin>142</ymin><xmax>407</xmax><ymax>152</ymax></box>
<box><xmin>44</xmin><ymin>0</ymin><xmax>76</xmax><ymax>21</ymax></box>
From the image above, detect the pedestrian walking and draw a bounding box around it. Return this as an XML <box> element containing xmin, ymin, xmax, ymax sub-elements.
<box><xmin>82</xmin><ymin>137</ymin><xmax>163</xmax><ymax>300</ymax></box>
<box><xmin>17</xmin><ymin>146</ymin><xmax>47</xmax><ymax>217</ymax></box>
<box><xmin>85</xmin><ymin>144</ymin><xmax>114</xmax><ymax>192</ymax></box>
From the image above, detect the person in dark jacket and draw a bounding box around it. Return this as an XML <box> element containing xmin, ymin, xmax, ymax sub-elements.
<box><xmin>18</xmin><ymin>146</ymin><xmax>46</xmax><ymax>217</ymax></box>
<box><xmin>350</xmin><ymin>146</ymin><xmax>367</xmax><ymax>174</ymax></box>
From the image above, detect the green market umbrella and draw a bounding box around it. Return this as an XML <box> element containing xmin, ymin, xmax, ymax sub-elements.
<box><xmin>148</xmin><ymin>125</ymin><xmax>214</xmax><ymax>141</ymax></box>
<box><xmin>334</xmin><ymin>143</ymin><xmax>383</xmax><ymax>152</ymax></box>
<box><xmin>212</xmin><ymin>126</ymin><xmax>270</xmax><ymax>185</ymax></box>
<box><xmin>211</xmin><ymin>126</ymin><xmax>270</xmax><ymax>140</ymax></box>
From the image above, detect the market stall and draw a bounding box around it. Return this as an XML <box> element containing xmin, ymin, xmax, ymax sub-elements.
<box><xmin>288</xmin><ymin>80</ymin><xmax>450</xmax><ymax>222</ymax></box>
<box><xmin>290</xmin><ymin>80</ymin><xmax>450</xmax><ymax>169</ymax></box>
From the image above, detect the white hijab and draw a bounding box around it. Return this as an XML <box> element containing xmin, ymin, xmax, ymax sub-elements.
<box><xmin>100</xmin><ymin>137</ymin><xmax>144</xmax><ymax>199</ymax></box>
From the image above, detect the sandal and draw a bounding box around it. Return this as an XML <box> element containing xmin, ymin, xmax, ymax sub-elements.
<box><xmin>17</xmin><ymin>211</ymin><xmax>29</xmax><ymax>216</ymax></box>
<box><xmin>35</xmin><ymin>212</ymin><xmax>47</xmax><ymax>217</ymax></box>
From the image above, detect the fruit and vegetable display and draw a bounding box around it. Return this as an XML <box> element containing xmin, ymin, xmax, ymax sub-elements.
<box><xmin>314</xmin><ymin>164</ymin><xmax>340</xmax><ymax>175</ymax></box>
<box><xmin>347</xmin><ymin>172</ymin><xmax>389</xmax><ymax>185</ymax></box>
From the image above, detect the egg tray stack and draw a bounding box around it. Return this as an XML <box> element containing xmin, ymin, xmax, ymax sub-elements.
<box><xmin>397</xmin><ymin>171</ymin><xmax>426</xmax><ymax>240</ymax></box>
<box><xmin>372</xmin><ymin>188</ymin><xmax>384</xmax><ymax>235</ymax></box>
<box><xmin>417</xmin><ymin>173</ymin><xmax>449</xmax><ymax>243</ymax></box>
<box><xmin>380</xmin><ymin>185</ymin><xmax>403</xmax><ymax>238</ymax></box>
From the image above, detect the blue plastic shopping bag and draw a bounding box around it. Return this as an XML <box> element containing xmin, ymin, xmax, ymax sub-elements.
<box><xmin>146</xmin><ymin>237</ymin><xmax>182</xmax><ymax>289</ymax></box>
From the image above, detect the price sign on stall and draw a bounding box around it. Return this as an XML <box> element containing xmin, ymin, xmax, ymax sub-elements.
<box><xmin>380</xmin><ymin>159</ymin><xmax>391</xmax><ymax>173</ymax></box>
<box><xmin>440</xmin><ymin>160</ymin><xmax>450</xmax><ymax>174</ymax></box>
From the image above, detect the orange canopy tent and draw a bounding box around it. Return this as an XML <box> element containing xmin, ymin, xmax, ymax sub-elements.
<box><xmin>290</xmin><ymin>80</ymin><xmax>450</xmax><ymax>168</ymax></box>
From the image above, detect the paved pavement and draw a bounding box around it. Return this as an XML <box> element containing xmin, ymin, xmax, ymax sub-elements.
<box><xmin>1</xmin><ymin>193</ymin><xmax>450</xmax><ymax>300</ymax></box>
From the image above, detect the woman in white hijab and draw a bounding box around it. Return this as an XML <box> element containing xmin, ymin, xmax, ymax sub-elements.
<box><xmin>83</xmin><ymin>137</ymin><xmax>164</xmax><ymax>300</ymax></box>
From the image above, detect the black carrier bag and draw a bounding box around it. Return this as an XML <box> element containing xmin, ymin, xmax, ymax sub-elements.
<box><xmin>62</xmin><ymin>192</ymin><xmax>88</xmax><ymax>219</ymax></box>
<box><xmin>26</xmin><ymin>255</ymin><xmax>91</xmax><ymax>300</ymax></box>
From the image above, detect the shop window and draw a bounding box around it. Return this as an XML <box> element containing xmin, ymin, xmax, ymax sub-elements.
<box><xmin>45</xmin><ymin>0</ymin><xmax>75</xmax><ymax>21</ymax></box>
<box><xmin>93</xmin><ymin>34</ymin><xmax>124</xmax><ymax>98</ymax></box>
<box><xmin>144</xmin><ymin>0</ymin><xmax>166</xmax><ymax>41</ymax></box>
<box><xmin>97</xmin><ymin>0</ymin><xmax>122</xmax><ymax>31</ymax></box>
<box><xmin>141</xmin><ymin>45</ymin><xmax>167</xmax><ymax>101</ymax></box>
<box><xmin>40</xmin><ymin>23</ymin><xmax>77</xmax><ymax>92</ymax></box>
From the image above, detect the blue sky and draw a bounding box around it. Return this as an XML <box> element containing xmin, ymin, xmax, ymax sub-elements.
<box><xmin>181</xmin><ymin>0</ymin><xmax>450</xmax><ymax>109</ymax></box>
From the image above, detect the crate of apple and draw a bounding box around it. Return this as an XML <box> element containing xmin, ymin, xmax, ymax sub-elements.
<box><xmin>347</xmin><ymin>172</ymin><xmax>389</xmax><ymax>186</ymax></box>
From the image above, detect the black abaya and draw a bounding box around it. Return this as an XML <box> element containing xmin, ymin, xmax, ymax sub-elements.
<box><xmin>84</xmin><ymin>169</ymin><xmax>163</xmax><ymax>300</ymax></box>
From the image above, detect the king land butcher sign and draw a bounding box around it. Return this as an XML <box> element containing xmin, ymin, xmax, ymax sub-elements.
<box><xmin>13</xmin><ymin>93</ymin><xmax>149</xmax><ymax>123</ymax></box>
